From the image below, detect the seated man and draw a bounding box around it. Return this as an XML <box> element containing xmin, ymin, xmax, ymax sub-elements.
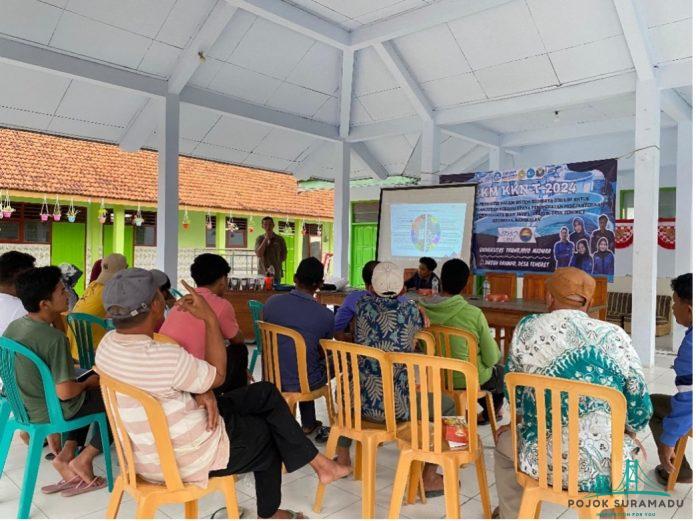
<box><xmin>263</xmin><ymin>257</ymin><xmax>334</xmax><ymax>434</ymax></box>
<box><xmin>650</xmin><ymin>273</ymin><xmax>692</xmax><ymax>485</ymax></box>
<box><xmin>335</xmin><ymin>261</ymin><xmax>455</xmax><ymax>496</ymax></box>
<box><xmin>422</xmin><ymin>258</ymin><xmax>503</xmax><ymax>424</ymax></box>
<box><xmin>160</xmin><ymin>254</ymin><xmax>247</xmax><ymax>392</ymax></box>
<box><xmin>0</xmin><ymin>250</ymin><xmax>36</xmax><ymax>335</ymax></box>
<box><xmin>95</xmin><ymin>270</ymin><xmax>349</xmax><ymax>519</ymax></box>
<box><xmin>5</xmin><ymin>266</ymin><xmax>112</xmax><ymax>495</ymax></box>
<box><xmin>404</xmin><ymin>256</ymin><xmax>439</xmax><ymax>291</ymax></box>
<box><xmin>494</xmin><ymin>268</ymin><xmax>652</xmax><ymax>518</ymax></box>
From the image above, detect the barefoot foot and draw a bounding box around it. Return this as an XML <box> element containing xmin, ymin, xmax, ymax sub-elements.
<box><xmin>310</xmin><ymin>454</ymin><xmax>352</xmax><ymax>485</ymax></box>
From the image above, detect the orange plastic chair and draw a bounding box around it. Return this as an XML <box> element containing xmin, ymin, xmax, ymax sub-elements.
<box><xmin>667</xmin><ymin>429</ymin><xmax>692</xmax><ymax>491</ymax></box>
<box><xmin>257</xmin><ymin>321</ymin><xmax>332</xmax><ymax>419</ymax></box>
<box><xmin>505</xmin><ymin>372</ymin><xmax>627</xmax><ymax>519</ymax></box>
<box><xmin>96</xmin><ymin>369</ymin><xmax>240</xmax><ymax>519</ymax></box>
<box><xmin>425</xmin><ymin>325</ymin><xmax>499</xmax><ymax>438</ymax></box>
<box><xmin>387</xmin><ymin>353</ymin><xmax>491</xmax><ymax>519</ymax></box>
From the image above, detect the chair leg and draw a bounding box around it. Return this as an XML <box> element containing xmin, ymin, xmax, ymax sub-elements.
<box><xmin>313</xmin><ymin>428</ymin><xmax>340</xmax><ymax>514</ymax></box>
<box><xmin>535</xmin><ymin>502</ymin><xmax>542</xmax><ymax>518</ymax></box>
<box><xmin>135</xmin><ymin>498</ymin><xmax>158</xmax><ymax>519</ymax></box>
<box><xmin>388</xmin><ymin>453</ymin><xmax>412</xmax><ymax>519</ymax></box>
<box><xmin>517</xmin><ymin>489</ymin><xmax>540</xmax><ymax>519</ymax></box>
<box><xmin>442</xmin><ymin>459</ymin><xmax>461</xmax><ymax>519</ymax></box>
<box><xmin>184</xmin><ymin>499</ymin><xmax>198</xmax><ymax>519</ymax></box>
<box><xmin>361</xmin><ymin>438</ymin><xmax>378</xmax><ymax>519</ymax></box>
<box><xmin>485</xmin><ymin>392</ymin><xmax>498</xmax><ymax>438</ymax></box>
<box><xmin>667</xmin><ymin>434</ymin><xmax>689</xmax><ymax>491</ymax></box>
<box><xmin>406</xmin><ymin>461</ymin><xmax>424</xmax><ymax>505</ymax></box>
<box><xmin>18</xmin><ymin>432</ymin><xmax>43</xmax><ymax>519</ymax></box>
<box><xmin>248</xmin><ymin>348</ymin><xmax>259</xmax><ymax>373</ymax></box>
<box><xmin>354</xmin><ymin>441</ymin><xmax>363</xmax><ymax>481</ymax></box>
<box><xmin>105</xmin><ymin>476</ymin><xmax>125</xmax><ymax>519</ymax></box>
<box><xmin>0</xmin><ymin>424</ymin><xmax>15</xmax><ymax>478</ymax></box>
<box><xmin>475</xmin><ymin>449</ymin><xmax>492</xmax><ymax>518</ymax></box>
<box><xmin>98</xmin><ymin>417</ymin><xmax>114</xmax><ymax>492</ymax></box>
<box><xmin>220</xmin><ymin>477</ymin><xmax>240</xmax><ymax>518</ymax></box>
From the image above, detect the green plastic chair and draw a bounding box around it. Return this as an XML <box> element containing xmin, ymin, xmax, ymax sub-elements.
<box><xmin>0</xmin><ymin>336</ymin><xmax>114</xmax><ymax>519</ymax></box>
<box><xmin>247</xmin><ymin>300</ymin><xmax>263</xmax><ymax>373</ymax></box>
<box><xmin>67</xmin><ymin>313</ymin><xmax>113</xmax><ymax>370</ymax></box>
<box><xmin>170</xmin><ymin>288</ymin><xmax>184</xmax><ymax>299</ymax></box>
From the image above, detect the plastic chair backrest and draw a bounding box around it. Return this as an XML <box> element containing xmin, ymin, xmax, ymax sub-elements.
<box><xmin>0</xmin><ymin>336</ymin><xmax>66</xmax><ymax>425</ymax></box>
<box><xmin>389</xmin><ymin>352</ymin><xmax>479</xmax><ymax>455</ymax></box>
<box><xmin>425</xmin><ymin>325</ymin><xmax>478</xmax><ymax>391</ymax></box>
<box><xmin>320</xmin><ymin>339</ymin><xmax>395</xmax><ymax>435</ymax></box>
<box><xmin>258</xmin><ymin>321</ymin><xmax>311</xmax><ymax>394</ymax></box>
<box><xmin>248</xmin><ymin>300</ymin><xmax>263</xmax><ymax>344</ymax></box>
<box><xmin>67</xmin><ymin>312</ymin><xmax>112</xmax><ymax>369</ymax></box>
<box><xmin>505</xmin><ymin>372</ymin><xmax>626</xmax><ymax>496</ymax></box>
<box><xmin>414</xmin><ymin>331</ymin><xmax>436</xmax><ymax>356</ymax></box>
<box><xmin>96</xmin><ymin>369</ymin><xmax>186</xmax><ymax>492</ymax></box>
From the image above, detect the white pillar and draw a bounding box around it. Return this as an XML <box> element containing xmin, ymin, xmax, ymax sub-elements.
<box><xmin>672</xmin><ymin>120</ymin><xmax>693</xmax><ymax>351</ymax></box>
<box><xmin>488</xmin><ymin>147</ymin><xmax>512</xmax><ymax>171</ymax></box>
<box><xmin>156</xmin><ymin>93</ymin><xmax>180</xmax><ymax>282</ymax></box>
<box><xmin>630</xmin><ymin>79</ymin><xmax>661</xmax><ymax>366</ymax></box>
<box><xmin>333</xmin><ymin>141</ymin><xmax>350</xmax><ymax>280</ymax></box>
<box><xmin>420</xmin><ymin>119</ymin><xmax>441</xmax><ymax>185</ymax></box>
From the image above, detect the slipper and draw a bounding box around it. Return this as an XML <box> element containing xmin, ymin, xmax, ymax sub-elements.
<box><xmin>280</xmin><ymin>510</ymin><xmax>306</xmax><ymax>519</ymax></box>
<box><xmin>425</xmin><ymin>489</ymin><xmax>444</xmax><ymax>498</ymax></box>
<box><xmin>60</xmin><ymin>476</ymin><xmax>107</xmax><ymax>497</ymax></box>
<box><xmin>302</xmin><ymin>421</ymin><xmax>322</xmax><ymax>435</ymax></box>
<box><xmin>41</xmin><ymin>476</ymin><xmax>81</xmax><ymax>494</ymax></box>
<box><xmin>314</xmin><ymin>426</ymin><xmax>330</xmax><ymax>444</ymax></box>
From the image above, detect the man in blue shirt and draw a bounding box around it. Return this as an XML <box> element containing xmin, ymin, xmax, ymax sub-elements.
<box><xmin>334</xmin><ymin>260</ymin><xmax>379</xmax><ymax>340</ymax></box>
<box><xmin>650</xmin><ymin>273</ymin><xmax>692</xmax><ymax>485</ymax></box>
<box><xmin>263</xmin><ymin>257</ymin><xmax>334</xmax><ymax>435</ymax></box>
<box><xmin>553</xmin><ymin>227</ymin><xmax>574</xmax><ymax>268</ymax></box>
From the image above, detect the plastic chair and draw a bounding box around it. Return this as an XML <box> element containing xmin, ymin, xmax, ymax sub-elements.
<box><xmin>257</xmin><ymin>321</ymin><xmax>332</xmax><ymax>420</ymax></box>
<box><xmin>0</xmin><ymin>337</ymin><xmax>114</xmax><ymax>519</ymax></box>
<box><xmin>67</xmin><ymin>312</ymin><xmax>113</xmax><ymax>369</ymax></box>
<box><xmin>96</xmin><ymin>369</ymin><xmax>240</xmax><ymax>519</ymax></box>
<box><xmin>667</xmin><ymin>429</ymin><xmax>693</xmax><ymax>491</ymax></box>
<box><xmin>247</xmin><ymin>300</ymin><xmax>263</xmax><ymax>373</ymax></box>
<box><xmin>425</xmin><ymin>325</ymin><xmax>499</xmax><ymax>438</ymax></box>
<box><xmin>387</xmin><ymin>352</ymin><xmax>491</xmax><ymax>519</ymax></box>
<box><xmin>505</xmin><ymin>372</ymin><xmax>627</xmax><ymax>519</ymax></box>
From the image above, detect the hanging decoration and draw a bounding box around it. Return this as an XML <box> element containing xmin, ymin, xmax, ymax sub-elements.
<box><xmin>2</xmin><ymin>191</ymin><xmax>15</xmax><ymax>219</ymax></box>
<box><xmin>615</xmin><ymin>218</ymin><xmax>676</xmax><ymax>250</ymax></box>
<box><xmin>301</xmin><ymin>220</ymin><xmax>307</xmax><ymax>236</ymax></box>
<box><xmin>182</xmin><ymin>206</ymin><xmax>190</xmax><ymax>230</ymax></box>
<box><xmin>205</xmin><ymin>210</ymin><xmax>213</xmax><ymax>230</ymax></box>
<box><xmin>133</xmin><ymin>204</ymin><xmax>144</xmax><ymax>227</ymax></box>
<box><xmin>52</xmin><ymin>196</ymin><xmax>62</xmax><ymax>222</ymax></box>
<box><xmin>226</xmin><ymin>211</ymin><xmax>239</xmax><ymax>235</ymax></box>
<box><xmin>39</xmin><ymin>195</ymin><xmax>50</xmax><ymax>222</ymax></box>
<box><xmin>248</xmin><ymin>215</ymin><xmax>254</xmax><ymax>234</ymax></box>
<box><xmin>98</xmin><ymin>198</ymin><xmax>107</xmax><ymax>224</ymax></box>
<box><xmin>67</xmin><ymin>198</ymin><xmax>79</xmax><ymax>223</ymax></box>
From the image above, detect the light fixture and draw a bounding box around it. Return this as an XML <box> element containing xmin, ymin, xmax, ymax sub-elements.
<box><xmin>553</xmin><ymin>110</ymin><xmax>560</xmax><ymax>123</ymax></box>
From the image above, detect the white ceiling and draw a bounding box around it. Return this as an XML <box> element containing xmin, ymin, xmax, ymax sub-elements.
<box><xmin>0</xmin><ymin>0</ymin><xmax>691</xmax><ymax>181</ymax></box>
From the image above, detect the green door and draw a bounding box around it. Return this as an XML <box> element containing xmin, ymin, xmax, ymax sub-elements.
<box><xmin>350</xmin><ymin>223</ymin><xmax>377</xmax><ymax>288</ymax></box>
<box><xmin>281</xmin><ymin>232</ymin><xmax>295</xmax><ymax>285</ymax></box>
<box><xmin>102</xmin><ymin>225</ymin><xmax>135</xmax><ymax>268</ymax></box>
<box><xmin>51</xmin><ymin>222</ymin><xmax>87</xmax><ymax>295</ymax></box>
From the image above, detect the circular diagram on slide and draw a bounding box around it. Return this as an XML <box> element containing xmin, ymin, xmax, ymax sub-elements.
<box><xmin>410</xmin><ymin>214</ymin><xmax>441</xmax><ymax>252</ymax></box>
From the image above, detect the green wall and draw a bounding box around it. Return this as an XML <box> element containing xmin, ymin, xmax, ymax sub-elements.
<box><xmin>179</xmin><ymin>210</ymin><xmax>206</xmax><ymax>248</ymax></box>
<box><xmin>103</xmin><ymin>225</ymin><xmax>134</xmax><ymax>267</ymax></box>
<box><xmin>51</xmin><ymin>222</ymin><xmax>87</xmax><ymax>295</ymax></box>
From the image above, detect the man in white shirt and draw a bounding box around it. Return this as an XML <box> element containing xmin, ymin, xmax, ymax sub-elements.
<box><xmin>0</xmin><ymin>250</ymin><xmax>36</xmax><ymax>335</ymax></box>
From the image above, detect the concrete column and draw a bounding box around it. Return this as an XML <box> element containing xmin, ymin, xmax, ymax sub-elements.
<box><xmin>420</xmin><ymin>119</ymin><xmax>441</xmax><ymax>185</ymax></box>
<box><xmin>156</xmin><ymin>94</ymin><xmax>180</xmax><ymax>281</ymax></box>
<box><xmin>630</xmin><ymin>79</ymin><xmax>661</xmax><ymax>366</ymax></box>
<box><xmin>112</xmin><ymin>206</ymin><xmax>125</xmax><ymax>255</ymax></box>
<box><xmin>333</xmin><ymin>141</ymin><xmax>350</xmax><ymax>280</ymax></box>
<box><xmin>672</xmin><ymin>121</ymin><xmax>693</xmax><ymax>351</ymax></box>
<box><xmin>488</xmin><ymin>147</ymin><xmax>512</xmax><ymax>171</ymax></box>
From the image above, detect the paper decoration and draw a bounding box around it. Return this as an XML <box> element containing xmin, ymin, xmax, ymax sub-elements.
<box><xmin>615</xmin><ymin>218</ymin><xmax>676</xmax><ymax>250</ymax></box>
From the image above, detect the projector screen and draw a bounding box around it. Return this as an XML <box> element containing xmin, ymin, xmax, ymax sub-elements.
<box><xmin>377</xmin><ymin>184</ymin><xmax>476</xmax><ymax>276</ymax></box>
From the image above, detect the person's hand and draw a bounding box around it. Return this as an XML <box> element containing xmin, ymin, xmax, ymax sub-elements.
<box><xmin>47</xmin><ymin>433</ymin><xmax>62</xmax><ymax>455</ymax></box>
<box><xmin>194</xmin><ymin>390</ymin><xmax>220</xmax><ymax>432</ymax></box>
<box><xmin>658</xmin><ymin>442</ymin><xmax>676</xmax><ymax>474</ymax></box>
<box><xmin>418</xmin><ymin>306</ymin><xmax>430</xmax><ymax>329</ymax></box>
<box><xmin>84</xmin><ymin>374</ymin><xmax>100</xmax><ymax>390</ymax></box>
<box><xmin>176</xmin><ymin>280</ymin><xmax>216</xmax><ymax>323</ymax></box>
<box><xmin>494</xmin><ymin>423</ymin><xmax>511</xmax><ymax>445</ymax></box>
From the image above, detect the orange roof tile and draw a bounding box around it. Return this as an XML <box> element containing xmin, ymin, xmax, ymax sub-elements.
<box><xmin>0</xmin><ymin>128</ymin><xmax>334</xmax><ymax>219</ymax></box>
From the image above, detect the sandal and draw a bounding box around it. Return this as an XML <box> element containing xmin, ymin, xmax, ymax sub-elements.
<box><xmin>60</xmin><ymin>476</ymin><xmax>107</xmax><ymax>497</ymax></box>
<box><xmin>302</xmin><ymin>421</ymin><xmax>322</xmax><ymax>435</ymax></box>
<box><xmin>314</xmin><ymin>426</ymin><xmax>330</xmax><ymax>444</ymax></box>
<box><xmin>279</xmin><ymin>510</ymin><xmax>306</xmax><ymax>519</ymax></box>
<box><xmin>41</xmin><ymin>475</ymin><xmax>81</xmax><ymax>494</ymax></box>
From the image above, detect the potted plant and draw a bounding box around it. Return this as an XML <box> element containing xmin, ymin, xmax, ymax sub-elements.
<box><xmin>52</xmin><ymin>196</ymin><xmax>62</xmax><ymax>222</ymax></box>
<box><xmin>205</xmin><ymin>210</ymin><xmax>213</xmax><ymax>230</ymax></box>
<box><xmin>39</xmin><ymin>195</ymin><xmax>50</xmax><ymax>221</ymax></box>
<box><xmin>97</xmin><ymin>198</ymin><xmax>107</xmax><ymax>224</ymax></box>
<box><xmin>182</xmin><ymin>207</ymin><xmax>190</xmax><ymax>230</ymax></box>
<box><xmin>2</xmin><ymin>191</ymin><xmax>15</xmax><ymax>218</ymax></box>
<box><xmin>67</xmin><ymin>198</ymin><xmax>79</xmax><ymax>223</ymax></box>
<box><xmin>226</xmin><ymin>212</ymin><xmax>238</xmax><ymax>233</ymax></box>
<box><xmin>133</xmin><ymin>204</ymin><xmax>144</xmax><ymax>227</ymax></box>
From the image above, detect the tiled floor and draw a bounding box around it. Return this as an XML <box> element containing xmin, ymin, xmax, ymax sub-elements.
<box><xmin>0</xmin><ymin>350</ymin><xmax>692</xmax><ymax>519</ymax></box>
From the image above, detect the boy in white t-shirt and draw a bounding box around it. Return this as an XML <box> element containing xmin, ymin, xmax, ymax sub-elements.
<box><xmin>0</xmin><ymin>250</ymin><xmax>36</xmax><ymax>335</ymax></box>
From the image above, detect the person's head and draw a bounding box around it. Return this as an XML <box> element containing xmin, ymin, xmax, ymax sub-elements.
<box><xmin>576</xmin><ymin>239</ymin><xmax>588</xmax><ymax>256</ymax></box>
<box><xmin>598</xmin><ymin>214</ymin><xmax>608</xmax><ymax>230</ymax></box>
<box><xmin>96</xmin><ymin>253</ymin><xmax>128</xmax><ymax>284</ymax></box>
<box><xmin>15</xmin><ymin>266</ymin><xmax>68</xmax><ymax>319</ymax></box>
<box><xmin>261</xmin><ymin>216</ymin><xmax>275</xmax><ymax>233</ymax></box>
<box><xmin>294</xmin><ymin>257</ymin><xmax>324</xmax><ymax>292</ymax></box>
<box><xmin>0</xmin><ymin>250</ymin><xmax>36</xmax><ymax>294</ymax></box>
<box><xmin>573</xmin><ymin>218</ymin><xmax>584</xmax><ymax>233</ymax></box>
<box><xmin>418</xmin><ymin>257</ymin><xmax>437</xmax><ymax>279</ymax></box>
<box><xmin>559</xmin><ymin>226</ymin><xmax>569</xmax><ymax>241</ymax></box>
<box><xmin>151</xmin><ymin>269</ymin><xmax>175</xmax><ymax>308</ymax></box>
<box><xmin>544</xmin><ymin>267</ymin><xmax>595</xmax><ymax>313</ymax></box>
<box><xmin>598</xmin><ymin>237</ymin><xmax>608</xmax><ymax>252</ymax></box>
<box><xmin>440</xmin><ymin>259</ymin><xmax>470</xmax><ymax>296</ymax></box>
<box><xmin>361</xmin><ymin>260</ymin><xmax>380</xmax><ymax>288</ymax></box>
<box><xmin>371</xmin><ymin>262</ymin><xmax>404</xmax><ymax>298</ymax></box>
<box><xmin>671</xmin><ymin>273</ymin><xmax>692</xmax><ymax>328</ymax></box>
<box><xmin>103</xmin><ymin>268</ymin><xmax>169</xmax><ymax>333</ymax></box>
<box><xmin>190</xmin><ymin>254</ymin><xmax>230</xmax><ymax>296</ymax></box>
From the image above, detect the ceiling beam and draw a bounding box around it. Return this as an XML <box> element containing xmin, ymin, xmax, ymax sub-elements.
<box><xmin>661</xmin><ymin>90</ymin><xmax>692</xmax><ymax>122</ymax></box>
<box><xmin>339</xmin><ymin>50</ymin><xmax>354</xmax><ymax>138</ymax></box>
<box><xmin>612</xmin><ymin>0</ymin><xmax>655</xmax><ymax>81</ymax></box>
<box><xmin>121</xmin><ymin>1</ymin><xmax>238</xmax><ymax>151</ymax></box>
<box><xmin>441</xmin><ymin>146</ymin><xmax>490</xmax><ymax>175</ymax></box>
<box><xmin>442</xmin><ymin>122</ymin><xmax>500</xmax><ymax>147</ymax></box>
<box><xmin>345</xmin><ymin>115</ymin><xmax>422</xmax><ymax>142</ymax></box>
<box><xmin>180</xmin><ymin>86</ymin><xmax>340</xmax><ymax>141</ymax></box>
<box><xmin>373</xmin><ymin>41</ymin><xmax>433</xmax><ymax>121</ymax></box>
<box><xmin>352</xmin><ymin>142</ymin><xmax>389</xmax><ymax>180</ymax></box>
<box><xmin>657</xmin><ymin>59</ymin><xmax>692</xmax><ymax>89</ymax></box>
<box><xmin>293</xmin><ymin>141</ymin><xmax>330</xmax><ymax>180</ymax></box>
<box><xmin>349</xmin><ymin>0</ymin><xmax>514</xmax><ymax>50</ymax></box>
<box><xmin>227</xmin><ymin>0</ymin><xmax>349</xmax><ymax>49</ymax></box>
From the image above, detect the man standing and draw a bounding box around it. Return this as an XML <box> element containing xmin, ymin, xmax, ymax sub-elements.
<box><xmin>553</xmin><ymin>227</ymin><xmax>573</xmax><ymax>268</ymax></box>
<box><xmin>254</xmin><ymin>216</ymin><xmax>287</xmax><ymax>284</ymax></box>
<box><xmin>590</xmin><ymin>214</ymin><xmax>616</xmax><ymax>253</ymax></box>
<box><xmin>650</xmin><ymin>273</ymin><xmax>692</xmax><ymax>486</ymax></box>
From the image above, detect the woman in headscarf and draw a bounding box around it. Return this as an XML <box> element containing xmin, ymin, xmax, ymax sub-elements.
<box><xmin>569</xmin><ymin>217</ymin><xmax>590</xmax><ymax>245</ymax></box>
<box><xmin>58</xmin><ymin>263</ymin><xmax>83</xmax><ymax>311</ymax></box>
<box><xmin>592</xmin><ymin>237</ymin><xmax>615</xmax><ymax>276</ymax></box>
<box><xmin>570</xmin><ymin>239</ymin><xmax>593</xmax><ymax>275</ymax></box>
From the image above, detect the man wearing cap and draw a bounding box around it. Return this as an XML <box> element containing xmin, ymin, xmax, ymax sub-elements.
<box><xmin>96</xmin><ymin>269</ymin><xmax>350</xmax><ymax>519</ymax></box>
<box><xmin>492</xmin><ymin>267</ymin><xmax>652</xmax><ymax>518</ymax></box>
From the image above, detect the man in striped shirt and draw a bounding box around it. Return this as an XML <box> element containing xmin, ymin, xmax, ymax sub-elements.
<box><xmin>96</xmin><ymin>269</ymin><xmax>349</xmax><ymax>518</ymax></box>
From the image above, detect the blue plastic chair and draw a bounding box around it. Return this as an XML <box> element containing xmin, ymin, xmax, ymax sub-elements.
<box><xmin>67</xmin><ymin>312</ymin><xmax>113</xmax><ymax>370</ymax></box>
<box><xmin>0</xmin><ymin>337</ymin><xmax>114</xmax><ymax>518</ymax></box>
<box><xmin>247</xmin><ymin>300</ymin><xmax>263</xmax><ymax>373</ymax></box>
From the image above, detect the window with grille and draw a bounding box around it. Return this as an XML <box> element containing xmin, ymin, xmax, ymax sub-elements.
<box><xmin>206</xmin><ymin>215</ymin><xmax>217</xmax><ymax>248</ymax></box>
<box><xmin>352</xmin><ymin>201</ymin><xmax>379</xmax><ymax>223</ymax></box>
<box><xmin>0</xmin><ymin>202</ymin><xmax>77</xmax><ymax>244</ymax></box>
<box><xmin>278</xmin><ymin>221</ymin><xmax>295</xmax><ymax>235</ymax></box>
<box><xmin>128</xmin><ymin>210</ymin><xmax>157</xmax><ymax>246</ymax></box>
<box><xmin>225</xmin><ymin>218</ymin><xmax>248</xmax><ymax>248</ymax></box>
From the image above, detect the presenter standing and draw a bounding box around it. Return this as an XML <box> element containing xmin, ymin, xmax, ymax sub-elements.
<box><xmin>255</xmin><ymin>216</ymin><xmax>287</xmax><ymax>284</ymax></box>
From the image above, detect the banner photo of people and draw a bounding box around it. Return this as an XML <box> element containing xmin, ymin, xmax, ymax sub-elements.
<box><xmin>471</xmin><ymin>159</ymin><xmax>617</xmax><ymax>280</ymax></box>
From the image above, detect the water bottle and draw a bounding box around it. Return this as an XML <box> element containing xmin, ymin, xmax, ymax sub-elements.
<box><xmin>265</xmin><ymin>266</ymin><xmax>275</xmax><ymax>291</ymax></box>
<box><xmin>431</xmin><ymin>278</ymin><xmax>439</xmax><ymax>296</ymax></box>
<box><xmin>483</xmin><ymin>278</ymin><xmax>491</xmax><ymax>299</ymax></box>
